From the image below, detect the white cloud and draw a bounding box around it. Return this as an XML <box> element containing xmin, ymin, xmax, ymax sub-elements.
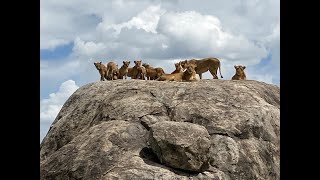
<box><xmin>40</xmin><ymin>1</ymin><xmax>280</xmax><ymax>141</ymax></box>
<box><xmin>40</xmin><ymin>80</ymin><xmax>79</xmax><ymax>141</ymax></box>
<box><xmin>97</xmin><ymin>5</ymin><xmax>165</xmax><ymax>35</ymax></box>
<box><xmin>40</xmin><ymin>80</ymin><xmax>79</xmax><ymax>124</ymax></box>
<box><xmin>157</xmin><ymin>11</ymin><xmax>268</xmax><ymax>63</ymax></box>
<box><xmin>73</xmin><ymin>37</ymin><xmax>107</xmax><ymax>57</ymax></box>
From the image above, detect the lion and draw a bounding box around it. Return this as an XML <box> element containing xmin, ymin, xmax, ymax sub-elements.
<box><xmin>180</xmin><ymin>57</ymin><xmax>223</xmax><ymax>79</ymax></box>
<box><xmin>171</xmin><ymin>62</ymin><xmax>184</xmax><ymax>74</ymax></box>
<box><xmin>231</xmin><ymin>65</ymin><xmax>246</xmax><ymax>80</ymax></box>
<box><xmin>142</xmin><ymin>63</ymin><xmax>165</xmax><ymax>80</ymax></box>
<box><xmin>93</xmin><ymin>62</ymin><xmax>108</xmax><ymax>81</ymax></box>
<box><xmin>131</xmin><ymin>60</ymin><xmax>143</xmax><ymax>79</ymax></box>
<box><xmin>136</xmin><ymin>66</ymin><xmax>147</xmax><ymax>80</ymax></box>
<box><xmin>156</xmin><ymin>63</ymin><xmax>199</xmax><ymax>82</ymax></box>
<box><xmin>127</xmin><ymin>67</ymin><xmax>134</xmax><ymax>79</ymax></box>
<box><xmin>106</xmin><ymin>62</ymin><xmax>119</xmax><ymax>80</ymax></box>
<box><xmin>118</xmin><ymin>61</ymin><xmax>130</xmax><ymax>79</ymax></box>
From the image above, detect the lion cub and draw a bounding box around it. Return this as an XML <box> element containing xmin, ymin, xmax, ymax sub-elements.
<box><xmin>142</xmin><ymin>63</ymin><xmax>165</xmax><ymax>80</ymax></box>
<box><xmin>106</xmin><ymin>62</ymin><xmax>119</xmax><ymax>80</ymax></box>
<box><xmin>171</xmin><ymin>62</ymin><xmax>184</xmax><ymax>74</ymax></box>
<box><xmin>94</xmin><ymin>62</ymin><xmax>108</xmax><ymax>81</ymax></box>
<box><xmin>231</xmin><ymin>65</ymin><xmax>246</xmax><ymax>80</ymax></box>
<box><xmin>118</xmin><ymin>61</ymin><xmax>130</xmax><ymax>79</ymax></box>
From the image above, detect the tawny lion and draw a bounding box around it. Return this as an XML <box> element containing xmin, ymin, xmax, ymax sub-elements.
<box><xmin>231</xmin><ymin>65</ymin><xmax>246</xmax><ymax>80</ymax></box>
<box><xmin>180</xmin><ymin>57</ymin><xmax>223</xmax><ymax>79</ymax></box>
<box><xmin>93</xmin><ymin>62</ymin><xmax>108</xmax><ymax>81</ymax></box>
<box><xmin>118</xmin><ymin>61</ymin><xmax>130</xmax><ymax>79</ymax></box>
<box><xmin>157</xmin><ymin>63</ymin><xmax>198</xmax><ymax>82</ymax></box>
<box><xmin>106</xmin><ymin>62</ymin><xmax>119</xmax><ymax>80</ymax></box>
<box><xmin>142</xmin><ymin>63</ymin><xmax>165</xmax><ymax>80</ymax></box>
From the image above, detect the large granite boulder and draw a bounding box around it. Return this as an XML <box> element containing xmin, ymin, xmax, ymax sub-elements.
<box><xmin>40</xmin><ymin>79</ymin><xmax>280</xmax><ymax>180</ymax></box>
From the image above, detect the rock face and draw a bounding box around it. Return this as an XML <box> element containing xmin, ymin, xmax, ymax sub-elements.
<box><xmin>40</xmin><ymin>79</ymin><xmax>280</xmax><ymax>180</ymax></box>
<box><xmin>149</xmin><ymin>121</ymin><xmax>211</xmax><ymax>172</ymax></box>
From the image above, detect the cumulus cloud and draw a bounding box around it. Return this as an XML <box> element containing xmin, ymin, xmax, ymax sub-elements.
<box><xmin>40</xmin><ymin>80</ymin><xmax>79</xmax><ymax>141</ymax></box>
<box><xmin>97</xmin><ymin>5</ymin><xmax>166</xmax><ymax>35</ymax></box>
<box><xmin>157</xmin><ymin>11</ymin><xmax>268</xmax><ymax>62</ymax></box>
<box><xmin>40</xmin><ymin>0</ymin><xmax>280</xmax><ymax>141</ymax></box>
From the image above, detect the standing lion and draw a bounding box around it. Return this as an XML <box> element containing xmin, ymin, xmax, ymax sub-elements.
<box><xmin>180</xmin><ymin>57</ymin><xmax>223</xmax><ymax>79</ymax></box>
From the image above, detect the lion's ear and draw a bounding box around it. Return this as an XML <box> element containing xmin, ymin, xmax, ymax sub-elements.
<box><xmin>100</xmin><ymin>62</ymin><xmax>102</xmax><ymax>64</ymax></box>
<box><xmin>242</xmin><ymin>66</ymin><xmax>246</xmax><ymax>70</ymax></box>
<box><xmin>134</xmin><ymin>61</ymin><xmax>137</xmax><ymax>64</ymax></box>
<box><xmin>234</xmin><ymin>65</ymin><xmax>237</xmax><ymax>69</ymax></box>
<box><xmin>123</xmin><ymin>61</ymin><xmax>125</xmax><ymax>64</ymax></box>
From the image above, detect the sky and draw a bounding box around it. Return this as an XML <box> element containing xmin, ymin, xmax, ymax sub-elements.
<box><xmin>40</xmin><ymin>0</ymin><xmax>280</xmax><ymax>142</ymax></box>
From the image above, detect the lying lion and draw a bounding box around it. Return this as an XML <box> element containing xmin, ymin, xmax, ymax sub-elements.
<box><xmin>157</xmin><ymin>63</ymin><xmax>199</xmax><ymax>82</ymax></box>
<box><xmin>231</xmin><ymin>65</ymin><xmax>246</xmax><ymax>80</ymax></box>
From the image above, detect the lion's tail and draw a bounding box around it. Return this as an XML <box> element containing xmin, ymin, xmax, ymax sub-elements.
<box><xmin>218</xmin><ymin>61</ymin><xmax>223</xmax><ymax>78</ymax></box>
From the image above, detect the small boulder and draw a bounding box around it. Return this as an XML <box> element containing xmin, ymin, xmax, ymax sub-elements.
<box><xmin>149</xmin><ymin>121</ymin><xmax>211</xmax><ymax>172</ymax></box>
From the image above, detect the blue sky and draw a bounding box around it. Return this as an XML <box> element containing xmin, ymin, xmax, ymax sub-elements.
<box><xmin>40</xmin><ymin>0</ymin><xmax>280</xmax><ymax>142</ymax></box>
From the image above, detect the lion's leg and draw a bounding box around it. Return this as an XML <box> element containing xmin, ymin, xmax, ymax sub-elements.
<box><xmin>101</xmin><ymin>72</ymin><xmax>105</xmax><ymax>81</ymax></box>
<box><xmin>199</xmin><ymin>73</ymin><xmax>202</xmax><ymax>79</ymax></box>
<box><xmin>209</xmin><ymin>68</ymin><xmax>218</xmax><ymax>79</ymax></box>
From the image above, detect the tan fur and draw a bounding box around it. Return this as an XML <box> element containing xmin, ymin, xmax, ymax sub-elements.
<box><xmin>136</xmin><ymin>66</ymin><xmax>147</xmax><ymax>80</ymax></box>
<box><xmin>180</xmin><ymin>57</ymin><xmax>223</xmax><ymax>79</ymax></box>
<box><xmin>127</xmin><ymin>68</ymin><xmax>134</xmax><ymax>79</ymax></box>
<box><xmin>118</xmin><ymin>61</ymin><xmax>130</xmax><ymax>79</ymax></box>
<box><xmin>106</xmin><ymin>62</ymin><xmax>119</xmax><ymax>80</ymax></box>
<box><xmin>93</xmin><ymin>62</ymin><xmax>108</xmax><ymax>81</ymax></box>
<box><xmin>142</xmin><ymin>63</ymin><xmax>165</xmax><ymax>80</ymax></box>
<box><xmin>157</xmin><ymin>63</ymin><xmax>198</xmax><ymax>82</ymax></box>
<box><xmin>131</xmin><ymin>60</ymin><xmax>143</xmax><ymax>79</ymax></box>
<box><xmin>232</xmin><ymin>65</ymin><xmax>246</xmax><ymax>80</ymax></box>
<box><xmin>171</xmin><ymin>62</ymin><xmax>184</xmax><ymax>74</ymax></box>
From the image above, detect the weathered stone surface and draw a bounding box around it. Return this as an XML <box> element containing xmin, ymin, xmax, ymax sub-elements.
<box><xmin>149</xmin><ymin>121</ymin><xmax>211</xmax><ymax>172</ymax></box>
<box><xmin>40</xmin><ymin>79</ymin><xmax>280</xmax><ymax>180</ymax></box>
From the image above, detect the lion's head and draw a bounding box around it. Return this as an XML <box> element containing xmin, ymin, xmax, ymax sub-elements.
<box><xmin>134</xmin><ymin>60</ymin><xmax>142</xmax><ymax>67</ymax></box>
<box><xmin>185</xmin><ymin>63</ymin><xmax>197</xmax><ymax>75</ymax></box>
<box><xmin>94</xmin><ymin>62</ymin><xmax>103</xmax><ymax>70</ymax></box>
<box><xmin>234</xmin><ymin>65</ymin><xmax>246</xmax><ymax>76</ymax></box>
<box><xmin>122</xmin><ymin>61</ymin><xmax>130</xmax><ymax>68</ymax></box>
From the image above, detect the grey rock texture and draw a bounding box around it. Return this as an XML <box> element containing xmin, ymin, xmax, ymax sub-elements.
<box><xmin>40</xmin><ymin>79</ymin><xmax>280</xmax><ymax>180</ymax></box>
<box><xmin>149</xmin><ymin>121</ymin><xmax>211</xmax><ymax>172</ymax></box>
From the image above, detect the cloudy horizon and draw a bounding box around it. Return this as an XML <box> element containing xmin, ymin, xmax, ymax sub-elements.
<box><xmin>40</xmin><ymin>0</ymin><xmax>280</xmax><ymax>142</ymax></box>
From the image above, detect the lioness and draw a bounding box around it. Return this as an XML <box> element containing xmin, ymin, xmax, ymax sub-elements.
<box><xmin>180</xmin><ymin>57</ymin><xmax>223</xmax><ymax>79</ymax></box>
<box><xmin>231</xmin><ymin>65</ymin><xmax>246</xmax><ymax>80</ymax></box>
<box><xmin>106</xmin><ymin>62</ymin><xmax>119</xmax><ymax>80</ymax></box>
<box><xmin>118</xmin><ymin>61</ymin><xmax>130</xmax><ymax>79</ymax></box>
<box><xmin>93</xmin><ymin>62</ymin><xmax>108</xmax><ymax>81</ymax></box>
<box><xmin>157</xmin><ymin>63</ymin><xmax>199</xmax><ymax>82</ymax></box>
<box><xmin>171</xmin><ymin>62</ymin><xmax>184</xmax><ymax>74</ymax></box>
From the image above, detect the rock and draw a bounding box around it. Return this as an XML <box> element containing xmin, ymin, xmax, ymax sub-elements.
<box><xmin>40</xmin><ymin>79</ymin><xmax>280</xmax><ymax>180</ymax></box>
<box><xmin>149</xmin><ymin>121</ymin><xmax>211</xmax><ymax>172</ymax></box>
